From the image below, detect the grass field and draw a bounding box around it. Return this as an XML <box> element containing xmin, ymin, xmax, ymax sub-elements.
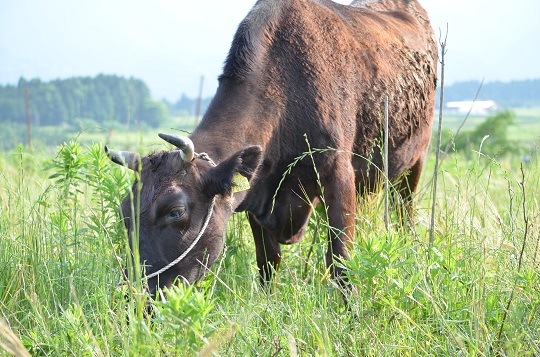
<box><xmin>2</xmin><ymin>106</ymin><xmax>539</xmax><ymax>154</ymax></box>
<box><xmin>0</xmin><ymin>113</ymin><xmax>539</xmax><ymax>355</ymax></box>
<box><xmin>439</xmin><ymin>107</ymin><xmax>540</xmax><ymax>144</ymax></box>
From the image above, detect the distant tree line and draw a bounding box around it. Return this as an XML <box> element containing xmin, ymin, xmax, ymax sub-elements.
<box><xmin>0</xmin><ymin>75</ymin><xmax>168</xmax><ymax>127</ymax></box>
<box><xmin>163</xmin><ymin>94</ymin><xmax>213</xmax><ymax>117</ymax></box>
<box><xmin>438</xmin><ymin>79</ymin><xmax>540</xmax><ymax>107</ymax></box>
<box><xmin>1</xmin><ymin>76</ymin><xmax>538</xmax><ymax>130</ymax></box>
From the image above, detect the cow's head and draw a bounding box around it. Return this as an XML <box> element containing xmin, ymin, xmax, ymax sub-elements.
<box><xmin>106</xmin><ymin>134</ymin><xmax>262</xmax><ymax>295</ymax></box>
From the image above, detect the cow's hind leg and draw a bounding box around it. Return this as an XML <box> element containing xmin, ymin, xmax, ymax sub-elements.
<box><xmin>322</xmin><ymin>159</ymin><xmax>356</xmax><ymax>287</ymax></box>
<box><xmin>248</xmin><ymin>213</ymin><xmax>281</xmax><ymax>286</ymax></box>
<box><xmin>392</xmin><ymin>157</ymin><xmax>425</xmax><ymax>229</ymax></box>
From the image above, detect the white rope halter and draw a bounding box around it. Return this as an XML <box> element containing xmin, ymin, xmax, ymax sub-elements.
<box><xmin>144</xmin><ymin>197</ymin><xmax>216</xmax><ymax>281</ymax></box>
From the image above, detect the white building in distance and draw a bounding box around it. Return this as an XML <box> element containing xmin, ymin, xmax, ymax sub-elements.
<box><xmin>445</xmin><ymin>100</ymin><xmax>499</xmax><ymax>115</ymax></box>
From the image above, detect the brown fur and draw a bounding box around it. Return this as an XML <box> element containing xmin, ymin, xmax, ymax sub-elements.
<box><xmin>118</xmin><ymin>0</ymin><xmax>437</xmax><ymax>293</ymax></box>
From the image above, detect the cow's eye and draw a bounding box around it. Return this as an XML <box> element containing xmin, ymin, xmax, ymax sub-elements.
<box><xmin>167</xmin><ymin>207</ymin><xmax>186</xmax><ymax>221</ymax></box>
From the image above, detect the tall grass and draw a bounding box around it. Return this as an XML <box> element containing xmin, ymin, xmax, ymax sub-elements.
<box><xmin>1</xmin><ymin>138</ymin><xmax>539</xmax><ymax>356</ymax></box>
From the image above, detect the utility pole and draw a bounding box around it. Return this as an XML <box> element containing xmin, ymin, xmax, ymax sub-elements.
<box><xmin>194</xmin><ymin>75</ymin><xmax>204</xmax><ymax>128</ymax></box>
<box><xmin>126</xmin><ymin>106</ymin><xmax>131</xmax><ymax>150</ymax></box>
<box><xmin>25</xmin><ymin>87</ymin><xmax>32</xmax><ymax>150</ymax></box>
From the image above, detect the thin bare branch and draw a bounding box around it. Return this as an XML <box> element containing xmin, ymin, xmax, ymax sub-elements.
<box><xmin>497</xmin><ymin>164</ymin><xmax>531</xmax><ymax>341</ymax></box>
<box><xmin>384</xmin><ymin>95</ymin><xmax>389</xmax><ymax>231</ymax></box>
<box><xmin>429</xmin><ymin>24</ymin><xmax>448</xmax><ymax>248</ymax></box>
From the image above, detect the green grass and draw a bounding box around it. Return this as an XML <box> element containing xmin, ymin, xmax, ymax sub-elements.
<box><xmin>1</xmin><ymin>134</ymin><xmax>539</xmax><ymax>355</ymax></box>
<box><xmin>0</xmin><ymin>115</ymin><xmax>198</xmax><ymax>153</ymax></box>
<box><xmin>438</xmin><ymin>107</ymin><xmax>540</xmax><ymax>144</ymax></box>
<box><xmin>2</xmin><ymin>108</ymin><xmax>538</xmax><ymax>156</ymax></box>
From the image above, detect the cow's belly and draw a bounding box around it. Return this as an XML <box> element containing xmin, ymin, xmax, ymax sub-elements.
<box><xmin>351</xmin><ymin>130</ymin><xmax>430</xmax><ymax>193</ymax></box>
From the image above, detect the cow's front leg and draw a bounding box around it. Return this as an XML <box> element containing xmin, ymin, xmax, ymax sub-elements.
<box><xmin>248</xmin><ymin>213</ymin><xmax>281</xmax><ymax>285</ymax></box>
<box><xmin>323</xmin><ymin>159</ymin><xmax>356</xmax><ymax>286</ymax></box>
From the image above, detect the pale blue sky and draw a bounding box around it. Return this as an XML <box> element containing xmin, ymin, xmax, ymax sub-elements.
<box><xmin>1</xmin><ymin>0</ymin><xmax>539</xmax><ymax>100</ymax></box>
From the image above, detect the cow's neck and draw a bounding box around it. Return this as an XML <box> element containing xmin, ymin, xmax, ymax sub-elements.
<box><xmin>190</xmin><ymin>132</ymin><xmax>262</xmax><ymax>165</ymax></box>
<box><xmin>190</xmin><ymin>80</ymin><xmax>275</xmax><ymax>165</ymax></box>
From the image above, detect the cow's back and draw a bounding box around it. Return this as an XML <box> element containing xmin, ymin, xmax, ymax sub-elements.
<box><xmin>335</xmin><ymin>0</ymin><xmax>438</xmax><ymax>183</ymax></box>
<box><xmin>196</xmin><ymin>0</ymin><xmax>437</xmax><ymax>217</ymax></box>
<box><xmin>255</xmin><ymin>0</ymin><xmax>437</xmax><ymax>182</ymax></box>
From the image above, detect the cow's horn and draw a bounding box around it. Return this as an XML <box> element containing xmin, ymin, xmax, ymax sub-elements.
<box><xmin>104</xmin><ymin>146</ymin><xmax>140</xmax><ymax>170</ymax></box>
<box><xmin>158</xmin><ymin>133</ymin><xmax>194</xmax><ymax>162</ymax></box>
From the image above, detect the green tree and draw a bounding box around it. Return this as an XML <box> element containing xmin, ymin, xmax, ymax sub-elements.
<box><xmin>0</xmin><ymin>86</ymin><xmax>23</xmax><ymax>123</ymax></box>
<box><xmin>137</xmin><ymin>98</ymin><xmax>168</xmax><ymax>127</ymax></box>
<box><xmin>451</xmin><ymin>110</ymin><xmax>522</xmax><ymax>157</ymax></box>
<box><xmin>0</xmin><ymin>75</ymin><xmax>168</xmax><ymax>128</ymax></box>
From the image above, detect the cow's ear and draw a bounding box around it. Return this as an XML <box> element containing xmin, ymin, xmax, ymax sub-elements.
<box><xmin>202</xmin><ymin>146</ymin><xmax>262</xmax><ymax>197</ymax></box>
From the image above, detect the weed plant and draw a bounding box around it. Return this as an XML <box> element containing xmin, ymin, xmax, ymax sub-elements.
<box><xmin>0</xmin><ymin>139</ymin><xmax>539</xmax><ymax>356</ymax></box>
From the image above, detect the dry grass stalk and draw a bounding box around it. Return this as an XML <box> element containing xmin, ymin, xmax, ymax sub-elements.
<box><xmin>429</xmin><ymin>25</ymin><xmax>448</xmax><ymax>247</ymax></box>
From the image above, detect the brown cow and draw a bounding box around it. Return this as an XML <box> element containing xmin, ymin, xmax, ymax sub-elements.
<box><xmin>107</xmin><ymin>0</ymin><xmax>437</xmax><ymax>295</ymax></box>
